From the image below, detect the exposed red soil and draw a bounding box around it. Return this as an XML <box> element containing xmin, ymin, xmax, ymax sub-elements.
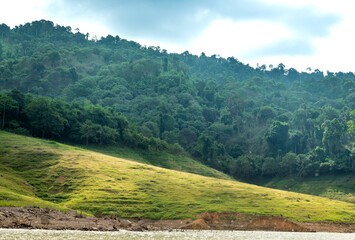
<box><xmin>181</xmin><ymin>213</ymin><xmax>310</xmax><ymax>232</ymax></box>
<box><xmin>0</xmin><ymin>207</ymin><xmax>354</xmax><ymax>232</ymax></box>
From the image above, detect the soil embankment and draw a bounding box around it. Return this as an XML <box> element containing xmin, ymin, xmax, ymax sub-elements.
<box><xmin>0</xmin><ymin>207</ymin><xmax>353</xmax><ymax>232</ymax></box>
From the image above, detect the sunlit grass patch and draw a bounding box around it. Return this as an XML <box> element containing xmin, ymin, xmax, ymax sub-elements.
<box><xmin>0</xmin><ymin>130</ymin><xmax>354</xmax><ymax>223</ymax></box>
<box><xmin>263</xmin><ymin>175</ymin><xmax>355</xmax><ymax>203</ymax></box>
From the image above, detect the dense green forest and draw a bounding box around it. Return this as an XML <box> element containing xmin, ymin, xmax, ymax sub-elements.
<box><xmin>0</xmin><ymin>20</ymin><xmax>354</xmax><ymax>181</ymax></box>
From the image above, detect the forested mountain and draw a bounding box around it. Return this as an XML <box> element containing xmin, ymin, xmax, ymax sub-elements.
<box><xmin>0</xmin><ymin>20</ymin><xmax>354</xmax><ymax>181</ymax></box>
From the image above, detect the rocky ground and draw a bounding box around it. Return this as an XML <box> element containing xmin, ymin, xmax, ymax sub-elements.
<box><xmin>0</xmin><ymin>207</ymin><xmax>354</xmax><ymax>232</ymax></box>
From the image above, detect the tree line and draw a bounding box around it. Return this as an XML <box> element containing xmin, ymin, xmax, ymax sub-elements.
<box><xmin>0</xmin><ymin>89</ymin><xmax>182</xmax><ymax>154</ymax></box>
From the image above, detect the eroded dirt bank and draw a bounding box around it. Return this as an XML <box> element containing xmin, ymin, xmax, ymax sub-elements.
<box><xmin>0</xmin><ymin>207</ymin><xmax>353</xmax><ymax>233</ymax></box>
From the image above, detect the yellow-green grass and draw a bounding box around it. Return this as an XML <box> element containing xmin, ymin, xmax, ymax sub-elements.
<box><xmin>0</xmin><ymin>164</ymin><xmax>68</xmax><ymax>211</ymax></box>
<box><xmin>0</xmin><ymin>131</ymin><xmax>354</xmax><ymax>223</ymax></box>
<box><xmin>262</xmin><ymin>175</ymin><xmax>355</xmax><ymax>203</ymax></box>
<box><xmin>81</xmin><ymin>145</ymin><xmax>232</xmax><ymax>180</ymax></box>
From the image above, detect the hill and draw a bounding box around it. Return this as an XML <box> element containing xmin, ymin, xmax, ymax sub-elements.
<box><xmin>0</xmin><ymin>20</ymin><xmax>354</xmax><ymax>183</ymax></box>
<box><xmin>0</xmin><ymin>131</ymin><xmax>354</xmax><ymax>223</ymax></box>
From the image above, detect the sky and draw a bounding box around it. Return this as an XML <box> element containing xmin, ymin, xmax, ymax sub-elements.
<box><xmin>0</xmin><ymin>0</ymin><xmax>354</xmax><ymax>73</ymax></box>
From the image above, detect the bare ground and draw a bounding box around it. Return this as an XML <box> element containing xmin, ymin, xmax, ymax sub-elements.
<box><xmin>0</xmin><ymin>207</ymin><xmax>353</xmax><ymax>232</ymax></box>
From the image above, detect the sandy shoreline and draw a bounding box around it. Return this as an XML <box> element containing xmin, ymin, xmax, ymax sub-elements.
<box><xmin>0</xmin><ymin>206</ymin><xmax>354</xmax><ymax>233</ymax></box>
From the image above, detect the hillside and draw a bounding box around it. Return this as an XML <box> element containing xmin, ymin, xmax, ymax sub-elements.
<box><xmin>259</xmin><ymin>174</ymin><xmax>355</xmax><ymax>203</ymax></box>
<box><xmin>0</xmin><ymin>20</ymin><xmax>354</xmax><ymax>183</ymax></box>
<box><xmin>0</xmin><ymin>131</ymin><xmax>354</xmax><ymax>223</ymax></box>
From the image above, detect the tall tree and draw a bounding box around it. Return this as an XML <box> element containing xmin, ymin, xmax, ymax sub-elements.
<box><xmin>0</xmin><ymin>93</ymin><xmax>18</xmax><ymax>129</ymax></box>
<box><xmin>266</xmin><ymin>121</ymin><xmax>289</xmax><ymax>153</ymax></box>
<box><xmin>25</xmin><ymin>97</ymin><xmax>67</xmax><ymax>138</ymax></box>
<box><xmin>322</xmin><ymin>119</ymin><xmax>345</xmax><ymax>155</ymax></box>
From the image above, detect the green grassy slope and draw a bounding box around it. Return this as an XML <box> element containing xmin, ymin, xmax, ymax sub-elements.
<box><xmin>81</xmin><ymin>145</ymin><xmax>232</xmax><ymax>180</ymax></box>
<box><xmin>0</xmin><ymin>163</ymin><xmax>67</xmax><ymax>211</ymax></box>
<box><xmin>261</xmin><ymin>175</ymin><xmax>355</xmax><ymax>204</ymax></box>
<box><xmin>0</xmin><ymin>131</ymin><xmax>354</xmax><ymax>223</ymax></box>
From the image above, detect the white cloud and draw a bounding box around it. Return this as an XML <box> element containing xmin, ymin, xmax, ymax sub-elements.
<box><xmin>135</xmin><ymin>1</ymin><xmax>349</xmax><ymax>72</ymax></box>
<box><xmin>0</xmin><ymin>0</ymin><xmax>50</xmax><ymax>27</ymax></box>
<box><xmin>252</xmin><ymin>0</ymin><xmax>355</xmax><ymax>72</ymax></box>
<box><xmin>188</xmin><ymin>19</ymin><xmax>293</xmax><ymax>58</ymax></box>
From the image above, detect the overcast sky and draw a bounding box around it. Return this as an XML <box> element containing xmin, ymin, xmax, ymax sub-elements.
<box><xmin>0</xmin><ymin>0</ymin><xmax>354</xmax><ymax>72</ymax></box>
